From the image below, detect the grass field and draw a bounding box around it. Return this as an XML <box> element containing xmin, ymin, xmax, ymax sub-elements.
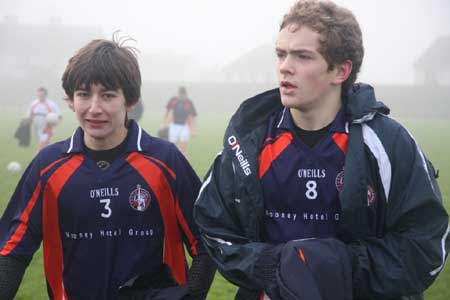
<box><xmin>1</xmin><ymin>106</ymin><xmax>449</xmax><ymax>300</ymax></box>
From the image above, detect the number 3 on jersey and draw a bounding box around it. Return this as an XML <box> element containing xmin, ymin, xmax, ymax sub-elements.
<box><xmin>100</xmin><ymin>198</ymin><xmax>112</xmax><ymax>218</ymax></box>
<box><xmin>305</xmin><ymin>180</ymin><xmax>318</xmax><ymax>200</ymax></box>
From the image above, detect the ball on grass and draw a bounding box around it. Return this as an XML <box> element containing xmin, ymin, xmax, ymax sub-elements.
<box><xmin>7</xmin><ymin>161</ymin><xmax>21</xmax><ymax>173</ymax></box>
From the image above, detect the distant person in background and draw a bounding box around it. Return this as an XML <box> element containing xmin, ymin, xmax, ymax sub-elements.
<box><xmin>162</xmin><ymin>87</ymin><xmax>197</xmax><ymax>156</ymax></box>
<box><xmin>27</xmin><ymin>86</ymin><xmax>61</xmax><ymax>151</ymax></box>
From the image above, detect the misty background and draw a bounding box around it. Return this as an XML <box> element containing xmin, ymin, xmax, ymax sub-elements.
<box><xmin>1</xmin><ymin>0</ymin><xmax>449</xmax><ymax>117</ymax></box>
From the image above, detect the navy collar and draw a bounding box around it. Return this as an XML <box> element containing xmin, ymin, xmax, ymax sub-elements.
<box><xmin>62</xmin><ymin>120</ymin><xmax>144</xmax><ymax>154</ymax></box>
<box><xmin>276</xmin><ymin>106</ymin><xmax>348</xmax><ymax>134</ymax></box>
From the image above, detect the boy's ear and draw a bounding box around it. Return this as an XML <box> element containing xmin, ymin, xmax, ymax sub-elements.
<box><xmin>333</xmin><ymin>59</ymin><xmax>353</xmax><ymax>85</ymax></box>
<box><xmin>64</xmin><ymin>94</ymin><xmax>74</xmax><ymax>111</ymax></box>
<box><xmin>68</xmin><ymin>101</ymin><xmax>74</xmax><ymax>111</ymax></box>
<box><xmin>126</xmin><ymin>102</ymin><xmax>137</xmax><ymax>112</ymax></box>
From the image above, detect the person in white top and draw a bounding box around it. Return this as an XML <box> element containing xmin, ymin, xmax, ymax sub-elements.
<box><xmin>27</xmin><ymin>87</ymin><xmax>61</xmax><ymax>151</ymax></box>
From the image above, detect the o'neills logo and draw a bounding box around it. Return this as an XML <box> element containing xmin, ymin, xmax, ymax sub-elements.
<box><xmin>228</xmin><ymin>135</ymin><xmax>252</xmax><ymax>176</ymax></box>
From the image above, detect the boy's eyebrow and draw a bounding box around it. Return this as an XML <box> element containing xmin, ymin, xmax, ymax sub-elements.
<box><xmin>74</xmin><ymin>85</ymin><xmax>118</xmax><ymax>92</ymax></box>
<box><xmin>103</xmin><ymin>88</ymin><xmax>119</xmax><ymax>93</ymax></box>
<box><xmin>275</xmin><ymin>47</ymin><xmax>315</xmax><ymax>55</ymax></box>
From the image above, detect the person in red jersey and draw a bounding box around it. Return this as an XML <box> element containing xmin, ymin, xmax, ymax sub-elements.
<box><xmin>162</xmin><ymin>86</ymin><xmax>197</xmax><ymax>156</ymax></box>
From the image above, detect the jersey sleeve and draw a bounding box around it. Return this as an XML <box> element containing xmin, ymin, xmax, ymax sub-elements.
<box><xmin>27</xmin><ymin>101</ymin><xmax>35</xmax><ymax>118</ymax></box>
<box><xmin>0</xmin><ymin>158</ymin><xmax>44</xmax><ymax>263</ymax></box>
<box><xmin>169</xmin><ymin>146</ymin><xmax>205</xmax><ymax>257</ymax></box>
<box><xmin>166</xmin><ymin>98</ymin><xmax>176</xmax><ymax>110</ymax></box>
<box><xmin>188</xmin><ymin>100</ymin><xmax>197</xmax><ymax>118</ymax></box>
<box><xmin>50</xmin><ymin>100</ymin><xmax>61</xmax><ymax>116</ymax></box>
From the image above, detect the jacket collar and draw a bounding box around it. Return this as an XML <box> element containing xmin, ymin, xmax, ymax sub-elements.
<box><xmin>62</xmin><ymin>120</ymin><xmax>144</xmax><ymax>154</ymax></box>
<box><xmin>345</xmin><ymin>83</ymin><xmax>390</xmax><ymax>122</ymax></box>
<box><xmin>229</xmin><ymin>83</ymin><xmax>389</xmax><ymax>138</ymax></box>
<box><xmin>230</xmin><ymin>88</ymin><xmax>283</xmax><ymax>136</ymax></box>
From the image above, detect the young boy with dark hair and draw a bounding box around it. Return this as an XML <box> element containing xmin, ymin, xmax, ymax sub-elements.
<box><xmin>0</xmin><ymin>37</ymin><xmax>215</xmax><ymax>300</ymax></box>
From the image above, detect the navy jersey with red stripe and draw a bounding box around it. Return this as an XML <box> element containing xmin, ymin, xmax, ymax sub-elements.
<box><xmin>258</xmin><ymin>107</ymin><xmax>349</xmax><ymax>244</ymax></box>
<box><xmin>167</xmin><ymin>97</ymin><xmax>197</xmax><ymax>125</ymax></box>
<box><xmin>0</xmin><ymin>120</ymin><xmax>204</xmax><ymax>300</ymax></box>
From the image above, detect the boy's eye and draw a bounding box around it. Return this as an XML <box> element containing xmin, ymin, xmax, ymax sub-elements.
<box><xmin>103</xmin><ymin>93</ymin><xmax>117</xmax><ymax>99</ymax></box>
<box><xmin>276</xmin><ymin>52</ymin><xmax>286</xmax><ymax>59</ymax></box>
<box><xmin>75</xmin><ymin>91</ymin><xmax>89</xmax><ymax>97</ymax></box>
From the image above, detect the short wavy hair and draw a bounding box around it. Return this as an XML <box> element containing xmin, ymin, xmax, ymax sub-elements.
<box><xmin>280</xmin><ymin>0</ymin><xmax>364</xmax><ymax>93</ymax></box>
